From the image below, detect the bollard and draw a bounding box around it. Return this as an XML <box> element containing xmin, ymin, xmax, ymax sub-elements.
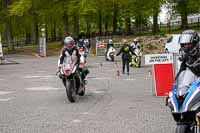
<box><xmin>115</xmin><ymin>62</ymin><xmax>120</xmax><ymax>79</ymax></box>
<box><xmin>100</xmin><ymin>62</ymin><xmax>103</xmax><ymax>67</ymax></box>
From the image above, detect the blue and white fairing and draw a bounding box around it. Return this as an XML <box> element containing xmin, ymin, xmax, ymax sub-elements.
<box><xmin>169</xmin><ymin>79</ymin><xmax>200</xmax><ymax>113</ymax></box>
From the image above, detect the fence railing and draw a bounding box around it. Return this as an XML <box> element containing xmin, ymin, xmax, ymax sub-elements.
<box><xmin>2</xmin><ymin>17</ymin><xmax>200</xmax><ymax>48</ymax></box>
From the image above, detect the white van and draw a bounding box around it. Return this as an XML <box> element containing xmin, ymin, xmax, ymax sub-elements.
<box><xmin>164</xmin><ymin>34</ymin><xmax>181</xmax><ymax>54</ymax></box>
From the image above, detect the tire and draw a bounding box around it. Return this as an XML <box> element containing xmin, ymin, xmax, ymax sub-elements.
<box><xmin>66</xmin><ymin>80</ymin><xmax>76</xmax><ymax>103</ymax></box>
<box><xmin>78</xmin><ymin>87</ymin><xmax>85</xmax><ymax>96</ymax></box>
<box><xmin>165</xmin><ymin>49</ymin><xmax>169</xmax><ymax>53</ymax></box>
<box><xmin>111</xmin><ymin>55</ymin><xmax>114</xmax><ymax>62</ymax></box>
<box><xmin>175</xmin><ymin>125</ymin><xmax>191</xmax><ymax>133</ymax></box>
<box><xmin>137</xmin><ymin>60</ymin><xmax>141</xmax><ymax>68</ymax></box>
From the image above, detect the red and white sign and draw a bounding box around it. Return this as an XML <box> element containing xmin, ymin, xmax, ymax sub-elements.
<box><xmin>98</xmin><ymin>42</ymin><xmax>105</xmax><ymax>48</ymax></box>
<box><xmin>145</xmin><ymin>54</ymin><xmax>174</xmax><ymax>96</ymax></box>
<box><xmin>153</xmin><ymin>64</ymin><xmax>174</xmax><ymax>96</ymax></box>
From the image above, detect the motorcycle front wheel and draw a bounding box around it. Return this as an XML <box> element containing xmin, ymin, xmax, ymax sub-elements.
<box><xmin>175</xmin><ymin>124</ymin><xmax>192</xmax><ymax>133</ymax></box>
<box><xmin>66</xmin><ymin>80</ymin><xmax>76</xmax><ymax>103</ymax></box>
<box><xmin>135</xmin><ymin>57</ymin><xmax>141</xmax><ymax>68</ymax></box>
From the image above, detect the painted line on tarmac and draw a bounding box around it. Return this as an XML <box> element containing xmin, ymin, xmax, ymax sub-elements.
<box><xmin>72</xmin><ymin>119</ymin><xmax>82</xmax><ymax>123</ymax></box>
<box><xmin>23</xmin><ymin>75</ymin><xmax>54</xmax><ymax>79</ymax></box>
<box><xmin>0</xmin><ymin>97</ymin><xmax>14</xmax><ymax>102</ymax></box>
<box><xmin>0</xmin><ymin>79</ymin><xmax>5</xmax><ymax>81</ymax></box>
<box><xmin>36</xmin><ymin>71</ymin><xmax>46</xmax><ymax>73</ymax></box>
<box><xmin>25</xmin><ymin>86</ymin><xmax>60</xmax><ymax>91</ymax></box>
<box><xmin>0</xmin><ymin>91</ymin><xmax>12</xmax><ymax>95</ymax></box>
<box><xmin>80</xmin><ymin>112</ymin><xmax>89</xmax><ymax>115</ymax></box>
<box><xmin>89</xmin><ymin>77</ymin><xmax>111</xmax><ymax>80</ymax></box>
<box><xmin>92</xmin><ymin>90</ymin><xmax>106</xmax><ymax>94</ymax></box>
<box><xmin>124</xmin><ymin>78</ymin><xmax>136</xmax><ymax>81</ymax></box>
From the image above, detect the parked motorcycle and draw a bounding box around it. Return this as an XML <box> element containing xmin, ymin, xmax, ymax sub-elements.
<box><xmin>129</xmin><ymin>47</ymin><xmax>142</xmax><ymax>68</ymax></box>
<box><xmin>166</xmin><ymin>79</ymin><xmax>200</xmax><ymax>133</ymax></box>
<box><xmin>57</xmin><ymin>57</ymin><xmax>86</xmax><ymax>103</ymax></box>
<box><xmin>105</xmin><ymin>46</ymin><xmax>116</xmax><ymax>62</ymax></box>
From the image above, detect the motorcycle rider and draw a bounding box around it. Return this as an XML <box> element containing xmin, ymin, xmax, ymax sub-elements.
<box><xmin>105</xmin><ymin>39</ymin><xmax>114</xmax><ymax>60</ymax></box>
<box><xmin>58</xmin><ymin>36</ymin><xmax>89</xmax><ymax>83</ymax></box>
<box><xmin>131</xmin><ymin>39</ymin><xmax>141</xmax><ymax>53</ymax></box>
<box><xmin>106</xmin><ymin>39</ymin><xmax>114</xmax><ymax>51</ymax></box>
<box><xmin>175</xmin><ymin>30</ymin><xmax>200</xmax><ymax>93</ymax></box>
<box><xmin>116</xmin><ymin>39</ymin><xmax>134</xmax><ymax>75</ymax></box>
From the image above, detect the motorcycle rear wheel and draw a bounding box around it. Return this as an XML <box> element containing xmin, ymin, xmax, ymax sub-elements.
<box><xmin>78</xmin><ymin>86</ymin><xmax>85</xmax><ymax>96</ymax></box>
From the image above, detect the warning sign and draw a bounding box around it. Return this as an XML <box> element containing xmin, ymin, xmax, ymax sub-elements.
<box><xmin>145</xmin><ymin>54</ymin><xmax>173</xmax><ymax>65</ymax></box>
<box><xmin>98</xmin><ymin>42</ymin><xmax>105</xmax><ymax>48</ymax></box>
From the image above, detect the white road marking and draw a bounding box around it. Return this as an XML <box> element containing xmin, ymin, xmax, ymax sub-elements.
<box><xmin>0</xmin><ymin>79</ymin><xmax>4</xmax><ymax>81</ymax></box>
<box><xmin>72</xmin><ymin>119</ymin><xmax>82</xmax><ymax>123</ymax></box>
<box><xmin>25</xmin><ymin>86</ymin><xmax>60</xmax><ymax>91</ymax></box>
<box><xmin>80</xmin><ymin>112</ymin><xmax>89</xmax><ymax>115</ymax></box>
<box><xmin>91</xmin><ymin>77</ymin><xmax>111</xmax><ymax>80</ymax></box>
<box><xmin>37</xmin><ymin>71</ymin><xmax>46</xmax><ymax>73</ymax></box>
<box><xmin>124</xmin><ymin>78</ymin><xmax>136</xmax><ymax>81</ymax></box>
<box><xmin>93</xmin><ymin>90</ymin><xmax>105</xmax><ymax>94</ymax></box>
<box><xmin>0</xmin><ymin>97</ymin><xmax>14</xmax><ymax>102</ymax></box>
<box><xmin>0</xmin><ymin>91</ymin><xmax>12</xmax><ymax>95</ymax></box>
<box><xmin>23</xmin><ymin>75</ymin><xmax>54</xmax><ymax>79</ymax></box>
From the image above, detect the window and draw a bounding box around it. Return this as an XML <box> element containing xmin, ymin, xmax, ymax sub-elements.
<box><xmin>167</xmin><ymin>37</ymin><xmax>173</xmax><ymax>43</ymax></box>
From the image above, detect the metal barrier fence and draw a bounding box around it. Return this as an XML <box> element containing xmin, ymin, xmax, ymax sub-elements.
<box><xmin>95</xmin><ymin>36</ymin><xmax>123</xmax><ymax>56</ymax></box>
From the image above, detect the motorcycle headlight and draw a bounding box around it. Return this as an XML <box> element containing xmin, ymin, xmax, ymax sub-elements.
<box><xmin>169</xmin><ymin>91</ymin><xmax>173</xmax><ymax>97</ymax></box>
<box><xmin>177</xmin><ymin>87</ymin><xmax>189</xmax><ymax>97</ymax></box>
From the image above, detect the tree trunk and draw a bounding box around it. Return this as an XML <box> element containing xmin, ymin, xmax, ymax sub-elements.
<box><xmin>63</xmin><ymin>11</ymin><xmax>69</xmax><ymax>36</ymax></box>
<box><xmin>6</xmin><ymin>16</ymin><xmax>14</xmax><ymax>53</ymax></box>
<box><xmin>73</xmin><ymin>14</ymin><xmax>79</xmax><ymax>35</ymax></box>
<box><xmin>45</xmin><ymin>24</ymin><xmax>48</xmax><ymax>42</ymax></box>
<box><xmin>152</xmin><ymin>8</ymin><xmax>160</xmax><ymax>34</ymax></box>
<box><xmin>34</xmin><ymin>13</ymin><xmax>39</xmax><ymax>44</ymax></box>
<box><xmin>181</xmin><ymin>12</ymin><xmax>188</xmax><ymax>29</ymax></box>
<box><xmin>113</xmin><ymin>3</ymin><xmax>118</xmax><ymax>33</ymax></box>
<box><xmin>86</xmin><ymin>15</ymin><xmax>90</xmax><ymax>34</ymax></box>
<box><xmin>4</xmin><ymin>0</ymin><xmax>14</xmax><ymax>53</ymax></box>
<box><xmin>105</xmin><ymin>15</ymin><xmax>109</xmax><ymax>33</ymax></box>
<box><xmin>25</xmin><ymin>31</ymin><xmax>31</xmax><ymax>45</ymax></box>
<box><xmin>135</xmin><ymin>15</ymin><xmax>141</xmax><ymax>28</ymax></box>
<box><xmin>51</xmin><ymin>20</ymin><xmax>56</xmax><ymax>41</ymax></box>
<box><xmin>125</xmin><ymin>16</ymin><xmax>131</xmax><ymax>33</ymax></box>
<box><xmin>98</xmin><ymin>10</ymin><xmax>102</xmax><ymax>35</ymax></box>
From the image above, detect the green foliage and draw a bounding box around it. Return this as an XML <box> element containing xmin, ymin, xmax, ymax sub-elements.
<box><xmin>0</xmin><ymin>0</ymin><xmax>199</xmax><ymax>44</ymax></box>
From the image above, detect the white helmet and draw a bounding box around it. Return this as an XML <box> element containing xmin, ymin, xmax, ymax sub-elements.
<box><xmin>134</xmin><ymin>39</ymin><xmax>138</xmax><ymax>42</ymax></box>
<box><xmin>64</xmin><ymin>36</ymin><xmax>75</xmax><ymax>45</ymax></box>
<box><xmin>64</xmin><ymin>36</ymin><xmax>75</xmax><ymax>50</ymax></box>
<box><xmin>108</xmin><ymin>39</ymin><xmax>113</xmax><ymax>44</ymax></box>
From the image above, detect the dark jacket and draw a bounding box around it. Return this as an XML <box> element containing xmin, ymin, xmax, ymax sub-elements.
<box><xmin>176</xmin><ymin>52</ymin><xmax>200</xmax><ymax>79</ymax></box>
<box><xmin>106</xmin><ymin>43</ymin><xmax>114</xmax><ymax>50</ymax></box>
<box><xmin>116</xmin><ymin>44</ymin><xmax>134</xmax><ymax>60</ymax></box>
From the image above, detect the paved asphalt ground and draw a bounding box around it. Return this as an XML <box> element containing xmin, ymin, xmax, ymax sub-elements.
<box><xmin>0</xmin><ymin>55</ymin><xmax>175</xmax><ymax>133</ymax></box>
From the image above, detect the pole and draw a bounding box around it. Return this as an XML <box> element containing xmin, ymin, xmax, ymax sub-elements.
<box><xmin>0</xmin><ymin>34</ymin><xmax>3</xmax><ymax>58</ymax></box>
<box><xmin>0</xmin><ymin>33</ymin><xmax>3</xmax><ymax>64</ymax></box>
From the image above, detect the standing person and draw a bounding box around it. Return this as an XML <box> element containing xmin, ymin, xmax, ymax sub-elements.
<box><xmin>116</xmin><ymin>39</ymin><xmax>134</xmax><ymax>75</ymax></box>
